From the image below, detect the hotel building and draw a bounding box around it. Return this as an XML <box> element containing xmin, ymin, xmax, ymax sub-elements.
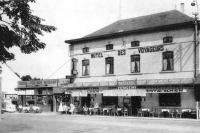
<box><xmin>64</xmin><ymin>10</ymin><xmax>200</xmax><ymax>116</ymax></box>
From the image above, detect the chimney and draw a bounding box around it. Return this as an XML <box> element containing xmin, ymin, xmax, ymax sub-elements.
<box><xmin>180</xmin><ymin>3</ymin><xmax>185</xmax><ymax>13</ymax></box>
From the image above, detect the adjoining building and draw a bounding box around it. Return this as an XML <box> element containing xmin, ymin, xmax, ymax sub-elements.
<box><xmin>64</xmin><ymin>10</ymin><xmax>200</xmax><ymax>116</ymax></box>
<box><xmin>16</xmin><ymin>79</ymin><xmax>70</xmax><ymax>112</ymax></box>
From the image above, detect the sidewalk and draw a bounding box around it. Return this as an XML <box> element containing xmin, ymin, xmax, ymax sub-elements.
<box><xmin>8</xmin><ymin>112</ymin><xmax>200</xmax><ymax>122</ymax></box>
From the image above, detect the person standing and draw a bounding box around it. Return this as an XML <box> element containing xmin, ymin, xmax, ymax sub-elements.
<box><xmin>58</xmin><ymin>102</ymin><xmax>64</xmax><ymax>114</ymax></box>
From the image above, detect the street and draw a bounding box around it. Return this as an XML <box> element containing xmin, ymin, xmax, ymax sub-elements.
<box><xmin>0</xmin><ymin>113</ymin><xmax>200</xmax><ymax>133</ymax></box>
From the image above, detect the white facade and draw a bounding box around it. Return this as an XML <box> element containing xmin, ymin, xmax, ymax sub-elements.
<box><xmin>70</xmin><ymin>28</ymin><xmax>195</xmax><ymax>83</ymax></box>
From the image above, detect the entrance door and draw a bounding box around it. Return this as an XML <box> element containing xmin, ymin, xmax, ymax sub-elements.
<box><xmin>131</xmin><ymin>96</ymin><xmax>142</xmax><ymax>116</ymax></box>
<box><xmin>81</xmin><ymin>94</ymin><xmax>91</xmax><ymax>107</ymax></box>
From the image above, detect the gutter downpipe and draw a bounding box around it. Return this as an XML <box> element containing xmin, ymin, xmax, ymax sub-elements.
<box><xmin>194</xmin><ymin>13</ymin><xmax>199</xmax><ymax>120</ymax></box>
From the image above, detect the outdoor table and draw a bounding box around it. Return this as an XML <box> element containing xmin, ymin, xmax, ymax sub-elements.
<box><xmin>103</xmin><ymin>108</ymin><xmax>112</xmax><ymax>115</ymax></box>
<box><xmin>117</xmin><ymin>108</ymin><xmax>122</xmax><ymax>116</ymax></box>
<box><xmin>93</xmin><ymin>107</ymin><xmax>99</xmax><ymax>115</ymax></box>
<box><xmin>141</xmin><ymin>108</ymin><xmax>150</xmax><ymax>117</ymax></box>
<box><xmin>89</xmin><ymin>108</ymin><xmax>94</xmax><ymax>115</ymax></box>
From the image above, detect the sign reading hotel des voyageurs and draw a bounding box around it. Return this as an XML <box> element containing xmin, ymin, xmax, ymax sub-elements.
<box><xmin>90</xmin><ymin>45</ymin><xmax>164</xmax><ymax>59</ymax></box>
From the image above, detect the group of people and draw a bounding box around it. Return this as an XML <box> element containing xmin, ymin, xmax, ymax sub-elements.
<box><xmin>58</xmin><ymin>102</ymin><xmax>100</xmax><ymax>115</ymax></box>
<box><xmin>58</xmin><ymin>102</ymin><xmax>76</xmax><ymax>114</ymax></box>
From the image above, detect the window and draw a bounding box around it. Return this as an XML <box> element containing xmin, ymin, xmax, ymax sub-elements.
<box><xmin>82</xmin><ymin>59</ymin><xmax>90</xmax><ymax>76</ymax></box>
<box><xmin>131</xmin><ymin>55</ymin><xmax>140</xmax><ymax>73</ymax></box>
<box><xmin>102</xmin><ymin>96</ymin><xmax>118</xmax><ymax>106</ymax></box>
<box><xmin>159</xmin><ymin>93</ymin><xmax>180</xmax><ymax>107</ymax></box>
<box><xmin>162</xmin><ymin>51</ymin><xmax>174</xmax><ymax>71</ymax></box>
<box><xmin>131</xmin><ymin>41</ymin><xmax>140</xmax><ymax>47</ymax></box>
<box><xmin>106</xmin><ymin>44</ymin><xmax>113</xmax><ymax>50</ymax></box>
<box><xmin>82</xmin><ymin>47</ymin><xmax>89</xmax><ymax>53</ymax></box>
<box><xmin>105</xmin><ymin>57</ymin><xmax>114</xmax><ymax>74</ymax></box>
<box><xmin>163</xmin><ymin>36</ymin><xmax>173</xmax><ymax>43</ymax></box>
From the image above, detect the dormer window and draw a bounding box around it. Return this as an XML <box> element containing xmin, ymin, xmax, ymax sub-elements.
<box><xmin>163</xmin><ymin>36</ymin><xmax>173</xmax><ymax>43</ymax></box>
<box><xmin>131</xmin><ymin>41</ymin><xmax>140</xmax><ymax>47</ymax></box>
<box><xmin>106</xmin><ymin>44</ymin><xmax>113</xmax><ymax>50</ymax></box>
<box><xmin>82</xmin><ymin>47</ymin><xmax>89</xmax><ymax>53</ymax></box>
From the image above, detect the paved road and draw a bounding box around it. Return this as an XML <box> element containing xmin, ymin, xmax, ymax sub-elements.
<box><xmin>0</xmin><ymin>113</ymin><xmax>200</xmax><ymax>133</ymax></box>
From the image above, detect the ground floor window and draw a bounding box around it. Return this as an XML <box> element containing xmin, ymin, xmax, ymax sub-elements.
<box><xmin>102</xmin><ymin>96</ymin><xmax>118</xmax><ymax>106</ymax></box>
<box><xmin>159</xmin><ymin>93</ymin><xmax>180</xmax><ymax>107</ymax></box>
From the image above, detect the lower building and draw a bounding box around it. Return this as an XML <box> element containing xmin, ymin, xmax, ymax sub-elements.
<box><xmin>16</xmin><ymin>79</ymin><xmax>69</xmax><ymax>112</ymax></box>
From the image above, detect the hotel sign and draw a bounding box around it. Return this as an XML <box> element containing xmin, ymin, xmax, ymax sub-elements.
<box><xmin>138</xmin><ymin>45</ymin><xmax>164</xmax><ymax>53</ymax></box>
<box><xmin>91</xmin><ymin>52</ymin><xmax>103</xmax><ymax>58</ymax></box>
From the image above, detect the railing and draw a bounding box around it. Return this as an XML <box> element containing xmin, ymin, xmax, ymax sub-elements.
<box><xmin>137</xmin><ymin>106</ymin><xmax>197</xmax><ymax>119</ymax></box>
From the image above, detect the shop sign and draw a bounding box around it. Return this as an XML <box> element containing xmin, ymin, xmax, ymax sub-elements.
<box><xmin>91</xmin><ymin>52</ymin><xmax>103</xmax><ymax>58</ymax></box>
<box><xmin>118</xmin><ymin>86</ymin><xmax>136</xmax><ymax>90</ymax></box>
<box><xmin>18</xmin><ymin>79</ymin><xmax>70</xmax><ymax>88</ymax></box>
<box><xmin>146</xmin><ymin>88</ymin><xmax>187</xmax><ymax>93</ymax></box>
<box><xmin>17</xmin><ymin>90</ymin><xmax>34</xmax><ymax>95</ymax></box>
<box><xmin>138</xmin><ymin>45</ymin><xmax>164</xmax><ymax>53</ymax></box>
<box><xmin>58</xmin><ymin>79</ymin><xmax>70</xmax><ymax>86</ymax></box>
<box><xmin>102</xmin><ymin>89</ymin><xmax>146</xmax><ymax>96</ymax></box>
<box><xmin>18</xmin><ymin>81</ymin><xmax>27</xmax><ymax>88</ymax></box>
<box><xmin>118</xmin><ymin>80</ymin><xmax>136</xmax><ymax>86</ymax></box>
<box><xmin>87</xmin><ymin>88</ymin><xmax>102</xmax><ymax>94</ymax></box>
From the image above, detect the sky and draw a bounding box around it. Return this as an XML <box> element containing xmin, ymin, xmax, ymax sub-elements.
<box><xmin>1</xmin><ymin>0</ymin><xmax>199</xmax><ymax>93</ymax></box>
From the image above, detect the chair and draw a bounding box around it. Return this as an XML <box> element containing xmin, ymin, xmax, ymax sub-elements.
<box><xmin>172</xmin><ymin>109</ymin><xmax>182</xmax><ymax>118</ymax></box>
<box><xmin>149</xmin><ymin>108</ymin><xmax>155</xmax><ymax>117</ymax></box>
<box><xmin>123</xmin><ymin>108</ymin><xmax>128</xmax><ymax>116</ymax></box>
<box><xmin>137</xmin><ymin>108</ymin><xmax>143</xmax><ymax>117</ymax></box>
<box><xmin>160</xmin><ymin>109</ymin><xmax>170</xmax><ymax>118</ymax></box>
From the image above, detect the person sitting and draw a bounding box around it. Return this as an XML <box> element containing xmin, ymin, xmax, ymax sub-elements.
<box><xmin>69</xmin><ymin>103</ymin><xmax>75</xmax><ymax>115</ymax></box>
<box><xmin>94</xmin><ymin>103</ymin><xmax>99</xmax><ymax>115</ymax></box>
<box><xmin>62</xmin><ymin>104</ymin><xmax>67</xmax><ymax>114</ymax></box>
<box><xmin>83</xmin><ymin>104</ymin><xmax>88</xmax><ymax>115</ymax></box>
<box><xmin>65</xmin><ymin>104</ymin><xmax>70</xmax><ymax>114</ymax></box>
<box><xmin>18</xmin><ymin>104</ymin><xmax>23</xmax><ymax>113</ymax></box>
<box><xmin>89</xmin><ymin>105</ymin><xmax>94</xmax><ymax>115</ymax></box>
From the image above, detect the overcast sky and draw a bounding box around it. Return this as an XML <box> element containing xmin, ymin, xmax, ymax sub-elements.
<box><xmin>1</xmin><ymin>0</ymin><xmax>198</xmax><ymax>93</ymax></box>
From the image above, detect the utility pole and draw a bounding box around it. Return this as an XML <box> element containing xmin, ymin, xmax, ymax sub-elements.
<box><xmin>191</xmin><ymin>0</ymin><xmax>200</xmax><ymax>120</ymax></box>
<box><xmin>0</xmin><ymin>65</ymin><xmax>2</xmax><ymax>120</ymax></box>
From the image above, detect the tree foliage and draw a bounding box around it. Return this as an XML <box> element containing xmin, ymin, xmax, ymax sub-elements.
<box><xmin>0</xmin><ymin>0</ymin><xmax>56</xmax><ymax>62</ymax></box>
<box><xmin>21</xmin><ymin>75</ymin><xmax>32</xmax><ymax>81</ymax></box>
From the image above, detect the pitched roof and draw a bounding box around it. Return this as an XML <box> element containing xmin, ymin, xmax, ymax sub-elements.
<box><xmin>65</xmin><ymin>10</ymin><xmax>194</xmax><ymax>44</ymax></box>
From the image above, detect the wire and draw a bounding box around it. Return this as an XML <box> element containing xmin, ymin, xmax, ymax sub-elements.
<box><xmin>46</xmin><ymin>59</ymin><xmax>70</xmax><ymax>79</ymax></box>
<box><xmin>4</xmin><ymin>62</ymin><xmax>21</xmax><ymax>80</ymax></box>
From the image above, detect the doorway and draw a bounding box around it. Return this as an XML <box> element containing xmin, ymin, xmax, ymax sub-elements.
<box><xmin>131</xmin><ymin>96</ymin><xmax>142</xmax><ymax>116</ymax></box>
<box><xmin>81</xmin><ymin>94</ymin><xmax>91</xmax><ymax>107</ymax></box>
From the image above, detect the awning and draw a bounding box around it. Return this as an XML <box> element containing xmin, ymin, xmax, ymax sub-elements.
<box><xmin>70</xmin><ymin>90</ymin><xmax>88</xmax><ymax>97</ymax></box>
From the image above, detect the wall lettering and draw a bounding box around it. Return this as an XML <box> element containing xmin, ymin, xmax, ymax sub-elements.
<box><xmin>138</xmin><ymin>45</ymin><xmax>164</xmax><ymax>53</ymax></box>
<box><xmin>91</xmin><ymin>52</ymin><xmax>103</xmax><ymax>58</ymax></box>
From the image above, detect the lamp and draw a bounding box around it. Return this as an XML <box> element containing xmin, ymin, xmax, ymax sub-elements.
<box><xmin>191</xmin><ymin>0</ymin><xmax>196</xmax><ymax>6</ymax></box>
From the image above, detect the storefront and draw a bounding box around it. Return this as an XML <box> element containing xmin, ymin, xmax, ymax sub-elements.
<box><xmin>63</xmin><ymin>78</ymin><xmax>196</xmax><ymax>116</ymax></box>
<box><xmin>16</xmin><ymin>78</ymin><xmax>70</xmax><ymax>112</ymax></box>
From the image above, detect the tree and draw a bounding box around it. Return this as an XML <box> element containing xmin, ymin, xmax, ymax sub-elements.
<box><xmin>21</xmin><ymin>75</ymin><xmax>32</xmax><ymax>81</ymax></box>
<box><xmin>0</xmin><ymin>0</ymin><xmax>56</xmax><ymax>62</ymax></box>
